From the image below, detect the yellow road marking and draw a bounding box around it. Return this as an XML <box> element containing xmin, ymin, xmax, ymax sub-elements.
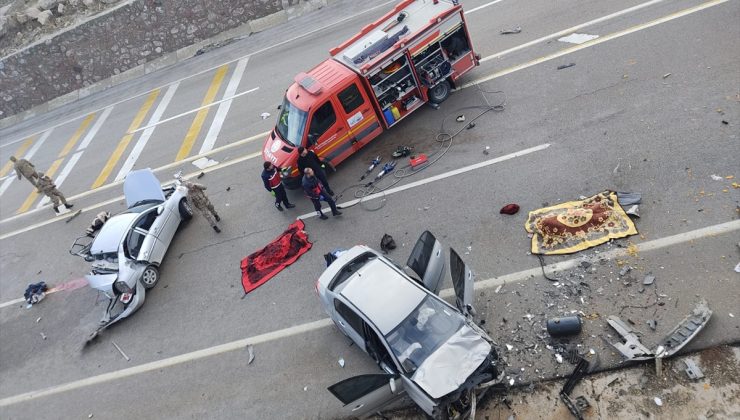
<box><xmin>0</xmin><ymin>136</ymin><xmax>35</xmax><ymax>177</ymax></box>
<box><xmin>91</xmin><ymin>90</ymin><xmax>160</xmax><ymax>189</ymax></box>
<box><xmin>16</xmin><ymin>114</ymin><xmax>96</xmax><ymax>213</ymax></box>
<box><xmin>175</xmin><ymin>65</ymin><xmax>229</xmax><ymax>161</ymax></box>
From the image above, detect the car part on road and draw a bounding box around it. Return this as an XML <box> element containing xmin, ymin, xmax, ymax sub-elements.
<box><xmin>380</xmin><ymin>234</ymin><xmax>396</xmax><ymax>254</ymax></box>
<box><xmin>607</xmin><ymin>300</ymin><xmax>712</xmax><ymax>361</ymax></box>
<box><xmin>684</xmin><ymin>359</ymin><xmax>704</xmax><ymax>380</ymax></box>
<box><xmin>547</xmin><ymin>316</ymin><xmax>582</xmax><ymax>337</ymax></box>
<box><xmin>499</xmin><ymin>26</ymin><xmax>522</xmax><ymax>35</ymax></box>
<box><xmin>557</xmin><ymin>63</ymin><xmax>576</xmax><ymax>70</ymax></box>
<box><xmin>560</xmin><ymin>356</ymin><xmax>590</xmax><ymax>420</ymax></box>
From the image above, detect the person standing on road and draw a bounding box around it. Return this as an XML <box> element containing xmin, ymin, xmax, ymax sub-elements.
<box><xmin>261</xmin><ymin>161</ymin><xmax>296</xmax><ymax>212</ymax></box>
<box><xmin>184</xmin><ymin>180</ymin><xmax>222</xmax><ymax>233</ymax></box>
<box><xmin>302</xmin><ymin>167</ymin><xmax>341</xmax><ymax>220</ymax></box>
<box><xmin>296</xmin><ymin>147</ymin><xmax>335</xmax><ymax>197</ymax></box>
<box><xmin>10</xmin><ymin>156</ymin><xmax>40</xmax><ymax>187</ymax></box>
<box><xmin>36</xmin><ymin>172</ymin><xmax>73</xmax><ymax>213</ymax></box>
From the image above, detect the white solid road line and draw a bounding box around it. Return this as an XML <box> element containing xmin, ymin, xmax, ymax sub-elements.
<box><xmin>128</xmin><ymin>86</ymin><xmax>259</xmax><ymax>135</ymax></box>
<box><xmin>298</xmin><ymin>144</ymin><xmax>551</xmax><ymax>220</ymax></box>
<box><xmin>478</xmin><ymin>0</ymin><xmax>668</xmax><ymax>63</ymax></box>
<box><xmin>0</xmin><ymin>129</ymin><xmax>53</xmax><ymax>197</ymax></box>
<box><xmin>467</xmin><ymin>0</ymin><xmax>508</xmax><ymax>14</ymax></box>
<box><xmin>463</xmin><ymin>0</ymin><xmax>730</xmax><ymax>89</ymax></box>
<box><xmin>38</xmin><ymin>107</ymin><xmax>114</xmax><ymax>208</ymax></box>
<box><xmin>1</xmin><ymin>219</ymin><xmax>738</xmax><ymax>406</ymax></box>
<box><xmin>114</xmin><ymin>83</ymin><xmax>181</xmax><ymax>182</ymax></box>
<box><xmin>199</xmin><ymin>57</ymin><xmax>249</xmax><ymax>154</ymax></box>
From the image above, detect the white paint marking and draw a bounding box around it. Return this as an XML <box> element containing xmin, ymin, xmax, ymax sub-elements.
<box><xmin>129</xmin><ymin>86</ymin><xmax>259</xmax><ymax>134</ymax></box>
<box><xmin>1</xmin><ymin>219</ymin><xmax>738</xmax><ymax>405</ymax></box>
<box><xmin>467</xmin><ymin>0</ymin><xmax>508</xmax><ymax>14</ymax></box>
<box><xmin>466</xmin><ymin>0</ymin><xmax>728</xmax><ymax>89</ymax></box>
<box><xmin>0</xmin><ymin>129</ymin><xmax>53</xmax><ymax>197</ymax></box>
<box><xmin>199</xmin><ymin>57</ymin><xmax>249</xmax><ymax>154</ymax></box>
<box><xmin>0</xmin><ymin>297</ymin><xmax>24</xmax><ymax>309</ymax></box>
<box><xmin>298</xmin><ymin>144</ymin><xmax>551</xmax><ymax>219</ymax></box>
<box><xmin>37</xmin><ymin>108</ymin><xmax>113</xmax><ymax>207</ymax></box>
<box><xmin>114</xmin><ymin>82</ymin><xmax>180</xmax><ymax>181</ymax></box>
<box><xmin>558</xmin><ymin>33</ymin><xmax>599</xmax><ymax>44</ymax></box>
<box><xmin>479</xmin><ymin>0</ymin><xmax>668</xmax><ymax>63</ymax></box>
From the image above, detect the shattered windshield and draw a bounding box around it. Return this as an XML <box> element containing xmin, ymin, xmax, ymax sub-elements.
<box><xmin>385</xmin><ymin>296</ymin><xmax>464</xmax><ymax>374</ymax></box>
<box><xmin>275</xmin><ymin>96</ymin><xmax>308</xmax><ymax>147</ymax></box>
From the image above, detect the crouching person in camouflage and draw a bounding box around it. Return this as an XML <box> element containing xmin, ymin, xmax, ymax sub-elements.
<box><xmin>184</xmin><ymin>181</ymin><xmax>221</xmax><ymax>233</ymax></box>
<box><xmin>37</xmin><ymin>172</ymin><xmax>73</xmax><ymax>213</ymax></box>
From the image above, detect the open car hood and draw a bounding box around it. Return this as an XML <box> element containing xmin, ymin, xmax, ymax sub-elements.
<box><xmin>411</xmin><ymin>324</ymin><xmax>491</xmax><ymax>399</ymax></box>
<box><xmin>124</xmin><ymin>168</ymin><xmax>165</xmax><ymax>209</ymax></box>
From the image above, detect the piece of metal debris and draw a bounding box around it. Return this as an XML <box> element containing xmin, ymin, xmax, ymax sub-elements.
<box><xmin>500</xmin><ymin>26</ymin><xmax>522</xmax><ymax>34</ymax></box>
<box><xmin>643</xmin><ymin>274</ymin><xmax>655</xmax><ymax>285</ymax></box>
<box><xmin>506</xmin><ymin>344</ymin><xmax>514</xmax><ymax>351</ymax></box>
<box><xmin>111</xmin><ymin>341</ymin><xmax>130</xmax><ymax>361</ymax></box>
<box><xmin>619</xmin><ymin>266</ymin><xmax>632</xmax><ymax>276</ymax></box>
<box><xmin>40</xmin><ymin>332</ymin><xmax>47</xmax><ymax>340</ymax></box>
<box><xmin>555</xmin><ymin>354</ymin><xmax>563</xmax><ymax>364</ymax></box>
<box><xmin>65</xmin><ymin>209</ymin><xmax>83</xmax><ymax>223</ymax></box>
<box><xmin>483</xmin><ymin>146</ymin><xmax>491</xmax><ymax>155</ymax></box>
<box><xmin>560</xmin><ymin>356</ymin><xmax>590</xmax><ymax>420</ymax></box>
<box><xmin>35</xmin><ymin>317</ymin><xmax>42</xmax><ymax>323</ymax></box>
<box><xmin>662</xmin><ymin>73</ymin><xmax>672</xmax><ymax>79</ymax></box>
<box><xmin>557</xmin><ymin>63</ymin><xmax>576</xmax><ymax>70</ymax></box>
<box><xmin>608</xmin><ymin>300</ymin><xmax>712</xmax><ymax>361</ymax></box>
<box><xmin>338</xmin><ymin>358</ymin><xmax>345</xmax><ymax>368</ymax></box>
<box><xmin>647</xmin><ymin>320</ymin><xmax>657</xmax><ymax>331</ymax></box>
<box><xmin>684</xmin><ymin>359</ymin><xmax>704</xmax><ymax>380</ymax></box>
<box><xmin>654</xmin><ymin>397</ymin><xmax>663</xmax><ymax>406</ymax></box>
<box><xmin>260</xmin><ymin>112</ymin><xmax>271</xmax><ymax>119</ymax></box>
<box><xmin>247</xmin><ymin>345</ymin><xmax>255</xmax><ymax>365</ymax></box>
<box><xmin>625</xmin><ymin>205</ymin><xmax>640</xmax><ymax>217</ymax></box>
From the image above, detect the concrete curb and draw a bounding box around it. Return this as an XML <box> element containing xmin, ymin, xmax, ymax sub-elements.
<box><xmin>0</xmin><ymin>0</ymin><xmax>339</xmax><ymax>130</ymax></box>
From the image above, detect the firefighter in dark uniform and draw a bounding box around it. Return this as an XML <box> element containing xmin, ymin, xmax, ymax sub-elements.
<box><xmin>302</xmin><ymin>167</ymin><xmax>341</xmax><ymax>220</ymax></box>
<box><xmin>296</xmin><ymin>146</ymin><xmax>334</xmax><ymax>197</ymax></box>
<box><xmin>261</xmin><ymin>161</ymin><xmax>295</xmax><ymax>212</ymax></box>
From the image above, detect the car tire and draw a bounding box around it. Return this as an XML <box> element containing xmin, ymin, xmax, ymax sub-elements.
<box><xmin>141</xmin><ymin>265</ymin><xmax>159</xmax><ymax>289</ymax></box>
<box><xmin>428</xmin><ymin>80</ymin><xmax>451</xmax><ymax>104</ymax></box>
<box><xmin>179</xmin><ymin>198</ymin><xmax>193</xmax><ymax>220</ymax></box>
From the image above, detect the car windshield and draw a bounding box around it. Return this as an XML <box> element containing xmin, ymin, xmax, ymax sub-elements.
<box><xmin>275</xmin><ymin>96</ymin><xmax>308</xmax><ymax>147</ymax></box>
<box><xmin>384</xmin><ymin>295</ymin><xmax>464</xmax><ymax>374</ymax></box>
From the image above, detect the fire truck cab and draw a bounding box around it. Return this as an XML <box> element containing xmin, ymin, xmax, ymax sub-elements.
<box><xmin>263</xmin><ymin>0</ymin><xmax>478</xmax><ymax>188</ymax></box>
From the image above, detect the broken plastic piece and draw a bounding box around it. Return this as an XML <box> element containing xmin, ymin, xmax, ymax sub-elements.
<box><xmin>643</xmin><ymin>274</ymin><xmax>655</xmax><ymax>285</ymax></box>
<box><xmin>684</xmin><ymin>359</ymin><xmax>704</xmax><ymax>380</ymax></box>
<box><xmin>247</xmin><ymin>345</ymin><xmax>255</xmax><ymax>365</ymax></box>
<box><xmin>560</xmin><ymin>356</ymin><xmax>590</xmax><ymax>419</ymax></box>
<box><xmin>456</xmin><ymin>115</ymin><xmax>465</xmax><ymax>122</ymax></box>
<box><xmin>557</xmin><ymin>63</ymin><xmax>576</xmax><ymax>70</ymax></box>
<box><xmin>619</xmin><ymin>266</ymin><xmax>632</xmax><ymax>276</ymax></box>
<box><xmin>647</xmin><ymin>319</ymin><xmax>657</xmax><ymax>331</ymax></box>
<box><xmin>500</xmin><ymin>26</ymin><xmax>522</xmax><ymax>34</ymax></box>
<box><xmin>607</xmin><ymin>300</ymin><xmax>712</xmax><ymax>361</ymax></box>
<box><xmin>654</xmin><ymin>397</ymin><xmax>663</xmax><ymax>406</ymax></box>
<box><xmin>625</xmin><ymin>205</ymin><xmax>640</xmax><ymax>217</ymax></box>
<box><xmin>338</xmin><ymin>358</ymin><xmax>345</xmax><ymax>368</ymax></box>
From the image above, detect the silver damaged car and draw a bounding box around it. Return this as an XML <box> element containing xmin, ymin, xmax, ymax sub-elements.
<box><xmin>316</xmin><ymin>231</ymin><xmax>503</xmax><ymax>419</ymax></box>
<box><xmin>70</xmin><ymin>169</ymin><xmax>193</xmax><ymax>330</ymax></box>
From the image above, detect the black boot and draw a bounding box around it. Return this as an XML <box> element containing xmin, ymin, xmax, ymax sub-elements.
<box><xmin>275</xmin><ymin>203</ymin><xmax>284</xmax><ymax>212</ymax></box>
<box><xmin>318</xmin><ymin>212</ymin><xmax>328</xmax><ymax>220</ymax></box>
<box><xmin>332</xmin><ymin>210</ymin><xmax>342</xmax><ymax>216</ymax></box>
<box><xmin>285</xmin><ymin>203</ymin><xmax>296</xmax><ymax>209</ymax></box>
<box><xmin>65</xmin><ymin>203</ymin><xmax>73</xmax><ymax>209</ymax></box>
<box><xmin>213</xmin><ymin>225</ymin><xmax>221</xmax><ymax>233</ymax></box>
<box><xmin>52</xmin><ymin>206</ymin><xmax>59</xmax><ymax>213</ymax></box>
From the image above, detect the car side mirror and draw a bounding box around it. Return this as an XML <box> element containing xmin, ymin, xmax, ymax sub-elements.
<box><xmin>389</xmin><ymin>377</ymin><xmax>397</xmax><ymax>393</ymax></box>
<box><xmin>156</xmin><ymin>205</ymin><xmax>164</xmax><ymax>215</ymax></box>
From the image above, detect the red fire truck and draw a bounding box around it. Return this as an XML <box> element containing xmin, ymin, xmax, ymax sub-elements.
<box><xmin>262</xmin><ymin>0</ymin><xmax>479</xmax><ymax>187</ymax></box>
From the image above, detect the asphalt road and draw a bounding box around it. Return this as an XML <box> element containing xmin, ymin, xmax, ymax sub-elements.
<box><xmin>1</xmin><ymin>0</ymin><xmax>739</xmax><ymax>418</ymax></box>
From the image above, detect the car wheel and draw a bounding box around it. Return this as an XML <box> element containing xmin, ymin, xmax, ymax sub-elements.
<box><xmin>428</xmin><ymin>80</ymin><xmax>451</xmax><ymax>104</ymax></box>
<box><xmin>141</xmin><ymin>265</ymin><xmax>159</xmax><ymax>289</ymax></box>
<box><xmin>179</xmin><ymin>198</ymin><xmax>193</xmax><ymax>220</ymax></box>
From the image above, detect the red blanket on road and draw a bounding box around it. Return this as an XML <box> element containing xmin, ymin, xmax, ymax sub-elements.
<box><xmin>240</xmin><ymin>220</ymin><xmax>312</xmax><ymax>294</ymax></box>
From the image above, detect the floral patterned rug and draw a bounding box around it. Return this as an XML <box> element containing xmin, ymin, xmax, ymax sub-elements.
<box><xmin>525</xmin><ymin>191</ymin><xmax>638</xmax><ymax>255</ymax></box>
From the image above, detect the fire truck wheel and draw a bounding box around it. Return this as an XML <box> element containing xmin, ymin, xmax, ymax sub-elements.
<box><xmin>428</xmin><ymin>80</ymin><xmax>451</xmax><ymax>104</ymax></box>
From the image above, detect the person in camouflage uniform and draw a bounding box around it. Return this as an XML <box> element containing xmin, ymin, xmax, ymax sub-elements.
<box><xmin>10</xmin><ymin>156</ymin><xmax>40</xmax><ymax>187</ymax></box>
<box><xmin>184</xmin><ymin>181</ymin><xmax>221</xmax><ymax>233</ymax></box>
<box><xmin>36</xmin><ymin>172</ymin><xmax>73</xmax><ymax>213</ymax></box>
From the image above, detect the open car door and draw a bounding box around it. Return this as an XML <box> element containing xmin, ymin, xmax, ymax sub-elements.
<box><xmin>328</xmin><ymin>374</ymin><xmax>404</xmax><ymax>418</ymax></box>
<box><xmin>450</xmin><ymin>248</ymin><xmax>475</xmax><ymax>317</ymax></box>
<box><xmin>405</xmin><ymin>231</ymin><xmax>445</xmax><ymax>294</ymax></box>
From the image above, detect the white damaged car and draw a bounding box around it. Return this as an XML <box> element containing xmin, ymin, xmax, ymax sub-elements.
<box><xmin>316</xmin><ymin>231</ymin><xmax>504</xmax><ymax>419</ymax></box>
<box><xmin>70</xmin><ymin>169</ymin><xmax>192</xmax><ymax>331</ymax></box>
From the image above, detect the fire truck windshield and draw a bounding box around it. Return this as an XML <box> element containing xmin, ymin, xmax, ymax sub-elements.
<box><xmin>275</xmin><ymin>96</ymin><xmax>308</xmax><ymax>147</ymax></box>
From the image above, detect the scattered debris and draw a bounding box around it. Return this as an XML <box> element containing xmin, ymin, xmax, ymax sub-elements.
<box><xmin>643</xmin><ymin>274</ymin><xmax>655</xmax><ymax>285</ymax></box>
<box><xmin>197</xmin><ymin>172</ymin><xmax>205</xmax><ymax>179</ymax></box>
<box><xmin>500</xmin><ymin>26</ymin><xmax>522</xmax><ymax>34</ymax></box>
<box><xmin>506</xmin><ymin>344</ymin><xmax>514</xmax><ymax>351</ymax></box>
<box><xmin>35</xmin><ymin>317</ymin><xmax>42</xmax><ymax>323</ymax></box>
<box><xmin>192</xmin><ymin>157</ymin><xmax>219</xmax><ymax>169</ymax></box>
<box><xmin>619</xmin><ymin>266</ymin><xmax>631</xmax><ymax>276</ymax></box>
<box><xmin>625</xmin><ymin>205</ymin><xmax>640</xmax><ymax>217</ymax></box>
<box><xmin>662</xmin><ymin>73</ymin><xmax>672</xmax><ymax>79</ymax></box>
<box><xmin>555</xmin><ymin>354</ymin><xmax>564</xmax><ymax>364</ymax></box>
<box><xmin>495</xmin><ymin>285</ymin><xmax>503</xmax><ymax>294</ymax></box>
<box><xmin>304</xmin><ymin>386</ymin><xmax>308</xmax><ymax>391</ymax></box>
<box><xmin>467</xmin><ymin>122</ymin><xmax>476</xmax><ymax>129</ymax></box>
<box><xmin>721</xmin><ymin>120</ymin><xmax>729</xmax><ymax>125</ymax></box>
<box><xmin>338</xmin><ymin>358</ymin><xmax>345</xmax><ymax>368</ymax></box>
<box><xmin>65</xmin><ymin>209</ymin><xmax>83</xmax><ymax>223</ymax></box>
<box><xmin>24</xmin><ymin>282</ymin><xmax>48</xmax><ymax>305</ymax></box>
<box><xmin>560</xmin><ymin>356</ymin><xmax>590</xmax><ymax>419</ymax></box>
<box><xmin>483</xmin><ymin>146</ymin><xmax>490</xmax><ymax>155</ymax></box>
<box><xmin>684</xmin><ymin>359</ymin><xmax>704</xmax><ymax>380</ymax></box>
<box><xmin>456</xmin><ymin>115</ymin><xmax>465</xmax><ymax>122</ymax></box>
<box><xmin>557</xmin><ymin>63</ymin><xmax>576</xmax><ymax>70</ymax></box>
<box><xmin>247</xmin><ymin>345</ymin><xmax>255</xmax><ymax>365</ymax></box>
<box><xmin>730</xmin><ymin>313</ymin><xmax>735</xmax><ymax>318</ymax></box>
<box><xmin>40</xmin><ymin>332</ymin><xmax>47</xmax><ymax>340</ymax></box>
<box><xmin>710</xmin><ymin>174</ymin><xmax>724</xmax><ymax>181</ymax></box>
<box><xmin>647</xmin><ymin>320</ymin><xmax>657</xmax><ymax>331</ymax></box>
<box><xmin>111</xmin><ymin>341</ymin><xmax>130</xmax><ymax>361</ymax></box>
<box><xmin>260</xmin><ymin>112</ymin><xmax>271</xmax><ymax>119</ymax></box>
<box><xmin>226</xmin><ymin>186</ymin><xmax>231</xmax><ymax>192</ymax></box>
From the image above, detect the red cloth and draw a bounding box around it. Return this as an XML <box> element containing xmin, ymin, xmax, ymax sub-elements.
<box><xmin>240</xmin><ymin>220</ymin><xmax>312</xmax><ymax>294</ymax></box>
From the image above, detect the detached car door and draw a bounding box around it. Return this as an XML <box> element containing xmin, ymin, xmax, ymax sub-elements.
<box><xmin>450</xmin><ymin>248</ymin><xmax>475</xmax><ymax>317</ymax></box>
<box><xmin>405</xmin><ymin>231</ymin><xmax>445</xmax><ymax>294</ymax></box>
<box><xmin>328</xmin><ymin>374</ymin><xmax>404</xmax><ymax>418</ymax></box>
